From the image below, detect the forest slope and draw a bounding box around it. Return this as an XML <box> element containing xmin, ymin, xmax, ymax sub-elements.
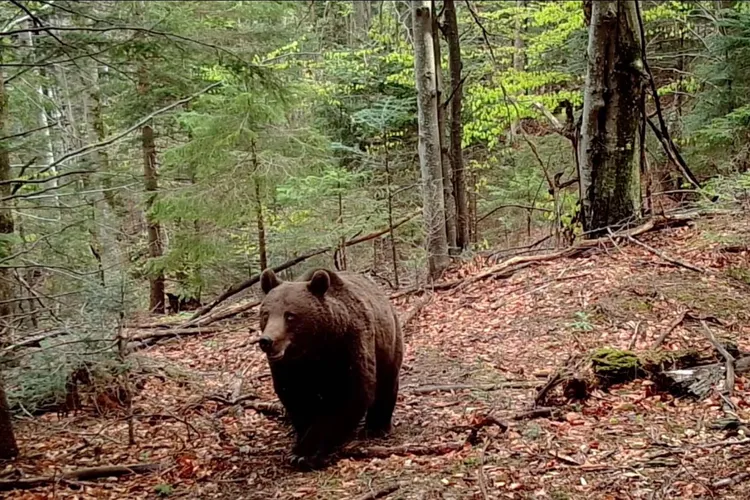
<box><xmin>5</xmin><ymin>210</ymin><xmax>750</xmax><ymax>500</ymax></box>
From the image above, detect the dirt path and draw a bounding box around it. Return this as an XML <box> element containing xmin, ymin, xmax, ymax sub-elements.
<box><xmin>7</xmin><ymin>212</ymin><xmax>750</xmax><ymax>499</ymax></box>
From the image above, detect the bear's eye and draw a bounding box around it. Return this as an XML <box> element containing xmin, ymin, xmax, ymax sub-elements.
<box><xmin>284</xmin><ymin>312</ymin><xmax>295</xmax><ymax>322</ymax></box>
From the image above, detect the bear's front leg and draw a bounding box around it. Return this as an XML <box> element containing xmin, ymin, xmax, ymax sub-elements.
<box><xmin>289</xmin><ymin>402</ymin><xmax>367</xmax><ymax>470</ymax></box>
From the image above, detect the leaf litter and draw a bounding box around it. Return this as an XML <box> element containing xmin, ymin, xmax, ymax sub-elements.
<box><xmin>4</xmin><ymin>212</ymin><xmax>750</xmax><ymax>499</ymax></box>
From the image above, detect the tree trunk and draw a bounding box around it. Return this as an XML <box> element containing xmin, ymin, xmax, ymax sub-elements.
<box><xmin>0</xmin><ymin>377</ymin><xmax>17</xmax><ymax>460</ymax></box>
<box><xmin>250</xmin><ymin>140</ymin><xmax>267</xmax><ymax>271</ymax></box>
<box><xmin>352</xmin><ymin>0</ymin><xmax>371</xmax><ymax>40</ymax></box>
<box><xmin>578</xmin><ymin>0</ymin><xmax>643</xmax><ymax>236</ymax></box>
<box><xmin>432</xmin><ymin>2</ymin><xmax>457</xmax><ymax>252</ymax></box>
<box><xmin>513</xmin><ymin>0</ymin><xmax>526</xmax><ymax>71</ymax></box>
<box><xmin>142</xmin><ymin>124</ymin><xmax>165</xmax><ymax>314</ymax></box>
<box><xmin>0</xmin><ymin>62</ymin><xmax>19</xmax><ymax>460</ymax></box>
<box><xmin>443</xmin><ymin>0</ymin><xmax>469</xmax><ymax>251</ymax></box>
<box><xmin>384</xmin><ymin>138</ymin><xmax>400</xmax><ymax>288</ymax></box>
<box><xmin>412</xmin><ymin>0</ymin><xmax>450</xmax><ymax>279</ymax></box>
<box><xmin>79</xmin><ymin>63</ymin><xmax>106</xmax><ymax>287</ymax></box>
<box><xmin>254</xmin><ymin>178</ymin><xmax>268</xmax><ymax>272</ymax></box>
<box><xmin>89</xmin><ymin>66</ymin><xmax>123</xmax><ymax>217</ymax></box>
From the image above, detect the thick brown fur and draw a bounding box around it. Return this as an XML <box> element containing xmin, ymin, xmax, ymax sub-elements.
<box><xmin>258</xmin><ymin>267</ymin><xmax>403</xmax><ymax>467</ymax></box>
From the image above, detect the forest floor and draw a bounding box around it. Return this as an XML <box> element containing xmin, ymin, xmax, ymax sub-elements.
<box><xmin>5</xmin><ymin>210</ymin><xmax>750</xmax><ymax>500</ymax></box>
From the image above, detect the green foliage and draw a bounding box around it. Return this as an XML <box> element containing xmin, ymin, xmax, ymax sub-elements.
<box><xmin>569</xmin><ymin>312</ymin><xmax>594</xmax><ymax>332</ymax></box>
<box><xmin>154</xmin><ymin>484</ymin><xmax>175</xmax><ymax>497</ymax></box>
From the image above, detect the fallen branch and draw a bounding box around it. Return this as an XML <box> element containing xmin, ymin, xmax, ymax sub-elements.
<box><xmin>0</xmin><ymin>328</ymin><xmax>69</xmax><ymax>353</ymax></box>
<box><xmin>699</xmin><ymin>320</ymin><xmax>735</xmax><ymax>397</ymax></box>
<box><xmin>183</xmin><ymin>300</ymin><xmax>260</xmax><ymax>328</ymax></box>
<box><xmin>124</xmin><ymin>321</ymin><xmax>179</xmax><ymax>329</ymax></box>
<box><xmin>215</xmin><ymin>399</ymin><xmax>283</xmax><ymax>418</ymax></box>
<box><xmin>394</xmin><ymin>210</ymin><xmax>707</xmax><ymax>300</ymax></box>
<box><xmin>485</xmin><ymin>234</ymin><xmax>553</xmax><ymax>263</ymax></box>
<box><xmin>627</xmin><ymin>321</ymin><xmax>642</xmax><ymax>350</ymax></box>
<box><xmin>477</xmin><ymin>441</ymin><xmax>490</xmax><ymax>500</ymax></box>
<box><xmin>661</xmin><ymin>357</ymin><xmax>750</xmax><ymax>400</ymax></box>
<box><xmin>0</xmin><ymin>462</ymin><xmax>168</xmax><ymax>492</ymax></box>
<box><xmin>400</xmin><ymin>293</ymin><xmax>433</xmax><ymax>333</ymax></box>
<box><xmin>477</xmin><ymin>203</ymin><xmax>552</xmax><ymax>224</ymax></box>
<box><xmin>713</xmin><ymin>472</ymin><xmax>750</xmax><ymax>490</ymax></box>
<box><xmin>391</xmin><ymin>262</ymin><xmax>534</xmax><ymax>300</ymax></box>
<box><xmin>127</xmin><ymin>327</ymin><xmax>221</xmax><ymax>342</ymax></box>
<box><xmin>549</xmin><ymin>450</ymin><xmax>583</xmax><ymax>466</ymax></box>
<box><xmin>190</xmin><ymin>211</ymin><xmax>420</xmax><ymax>321</ymax></box>
<box><xmin>406</xmin><ymin>381</ymin><xmax>537</xmax><ymax>395</ymax></box>
<box><xmin>127</xmin><ymin>327</ymin><xmax>227</xmax><ymax>351</ymax></box>
<box><xmin>352</xmin><ymin>484</ymin><xmax>401</xmax><ymax>500</ymax></box>
<box><xmin>624</xmin><ymin>233</ymin><xmax>706</xmax><ymax>273</ymax></box>
<box><xmin>652</xmin><ymin>310</ymin><xmax>688</xmax><ymax>349</ymax></box>
<box><xmin>340</xmin><ymin>442</ymin><xmax>464</xmax><ymax>460</ymax></box>
<box><xmin>511</xmin><ymin>407</ymin><xmax>563</xmax><ymax>421</ymax></box>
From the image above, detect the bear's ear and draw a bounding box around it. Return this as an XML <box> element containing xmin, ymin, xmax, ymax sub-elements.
<box><xmin>261</xmin><ymin>269</ymin><xmax>281</xmax><ymax>294</ymax></box>
<box><xmin>308</xmin><ymin>270</ymin><xmax>330</xmax><ymax>297</ymax></box>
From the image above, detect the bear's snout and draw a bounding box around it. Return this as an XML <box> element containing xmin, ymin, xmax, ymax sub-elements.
<box><xmin>257</xmin><ymin>327</ymin><xmax>290</xmax><ymax>360</ymax></box>
<box><xmin>258</xmin><ymin>336</ymin><xmax>273</xmax><ymax>352</ymax></box>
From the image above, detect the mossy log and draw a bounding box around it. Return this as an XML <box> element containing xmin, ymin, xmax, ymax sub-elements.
<box><xmin>536</xmin><ymin>347</ymin><xmax>747</xmax><ymax>406</ymax></box>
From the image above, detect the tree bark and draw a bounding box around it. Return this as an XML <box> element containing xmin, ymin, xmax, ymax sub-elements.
<box><xmin>0</xmin><ymin>377</ymin><xmax>17</xmax><ymax>460</ymax></box>
<box><xmin>443</xmin><ymin>0</ymin><xmax>469</xmax><ymax>251</ymax></box>
<box><xmin>0</xmin><ymin>63</ymin><xmax>19</xmax><ymax>460</ymax></box>
<box><xmin>352</xmin><ymin>0</ymin><xmax>371</xmax><ymax>40</ymax></box>
<box><xmin>254</xmin><ymin>178</ymin><xmax>267</xmax><ymax>272</ymax></box>
<box><xmin>89</xmin><ymin>66</ymin><xmax>123</xmax><ymax>217</ymax></box>
<box><xmin>142</xmin><ymin>124</ymin><xmax>165</xmax><ymax>314</ymax></box>
<box><xmin>513</xmin><ymin>0</ymin><xmax>526</xmax><ymax>72</ymax></box>
<box><xmin>384</xmin><ymin>139</ymin><xmax>400</xmax><ymax>287</ymax></box>
<box><xmin>432</xmin><ymin>2</ymin><xmax>457</xmax><ymax>252</ymax></box>
<box><xmin>412</xmin><ymin>0</ymin><xmax>450</xmax><ymax>278</ymax></box>
<box><xmin>578</xmin><ymin>0</ymin><xmax>643</xmax><ymax>236</ymax></box>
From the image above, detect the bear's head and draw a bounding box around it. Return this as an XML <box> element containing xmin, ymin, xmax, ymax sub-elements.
<box><xmin>257</xmin><ymin>268</ymin><xmax>335</xmax><ymax>362</ymax></box>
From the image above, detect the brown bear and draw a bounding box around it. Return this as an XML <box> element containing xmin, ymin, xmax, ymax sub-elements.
<box><xmin>257</xmin><ymin>267</ymin><xmax>403</xmax><ymax>468</ymax></box>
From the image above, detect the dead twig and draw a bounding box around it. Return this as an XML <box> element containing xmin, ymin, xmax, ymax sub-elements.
<box><xmin>400</xmin><ymin>293</ymin><xmax>433</xmax><ymax>333</ymax></box>
<box><xmin>0</xmin><ymin>463</ymin><xmax>169</xmax><ymax>492</ymax></box>
<box><xmin>511</xmin><ymin>407</ymin><xmax>563</xmax><ymax>421</ymax></box>
<box><xmin>624</xmin><ymin>233</ymin><xmax>706</xmax><ymax>273</ymax></box>
<box><xmin>628</xmin><ymin>320</ymin><xmax>642</xmax><ymax>350</ymax></box>
<box><xmin>215</xmin><ymin>399</ymin><xmax>283</xmax><ymax>418</ymax></box>
<box><xmin>712</xmin><ymin>472</ymin><xmax>750</xmax><ymax>489</ymax></box>
<box><xmin>477</xmin><ymin>441</ymin><xmax>490</xmax><ymax>500</ymax></box>
<box><xmin>352</xmin><ymin>483</ymin><xmax>401</xmax><ymax>500</ymax></box>
<box><xmin>406</xmin><ymin>381</ymin><xmax>537</xmax><ymax>395</ymax></box>
<box><xmin>340</xmin><ymin>442</ymin><xmax>464</xmax><ymax>460</ymax></box>
<box><xmin>183</xmin><ymin>299</ymin><xmax>260</xmax><ymax>329</ymax></box>
<box><xmin>549</xmin><ymin>449</ymin><xmax>583</xmax><ymax>466</ymax></box>
<box><xmin>652</xmin><ymin>310</ymin><xmax>687</xmax><ymax>349</ymax></box>
<box><xmin>696</xmin><ymin>438</ymin><xmax>750</xmax><ymax>449</ymax></box>
<box><xmin>127</xmin><ymin>327</ymin><xmax>221</xmax><ymax>342</ymax></box>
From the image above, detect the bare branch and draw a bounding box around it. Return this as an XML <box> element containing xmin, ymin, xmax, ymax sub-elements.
<box><xmin>38</xmin><ymin>81</ymin><xmax>223</xmax><ymax>175</ymax></box>
<box><xmin>0</xmin><ymin>122</ymin><xmax>57</xmax><ymax>142</ymax></box>
<box><xmin>478</xmin><ymin>204</ymin><xmax>552</xmax><ymax>224</ymax></box>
